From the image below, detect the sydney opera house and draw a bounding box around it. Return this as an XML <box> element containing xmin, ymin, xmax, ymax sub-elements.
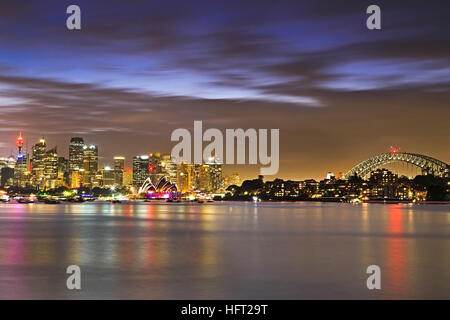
<box><xmin>138</xmin><ymin>177</ymin><xmax>178</xmax><ymax>199</ymax></box>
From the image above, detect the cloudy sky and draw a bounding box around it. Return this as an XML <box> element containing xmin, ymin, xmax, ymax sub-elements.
<box><xmin>0</xmin><ymin>0</ymin><xmax>449</xmax><ymax>180</ymax></box>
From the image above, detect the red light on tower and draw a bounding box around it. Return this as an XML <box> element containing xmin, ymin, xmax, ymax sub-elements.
<box><xmin>16</xmin><ymin>132</ymin><xmax>24</xmax><ymax>155</ymax></box>
<box><xmin>16</xmin><ymin>132</ymin><xmax>24</xmax><ymax>148</ymax></box>
<box><xmin>390</xmin><ymin>146</ymin><xmax>399</xmax><ymax>154</ymax></box>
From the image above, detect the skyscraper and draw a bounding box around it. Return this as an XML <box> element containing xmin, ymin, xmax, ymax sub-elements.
<box><xmin>148</xmin><ymin>153</ymin><xmax>164</xmax><ymax>184</ymax></box>
<box><xmin>198</xmin><ymin>164</ymin><xmax>212</xmax><ymax>192</ymax></box>
<box><xmin>44</xmin><ymin>147</ymin><xmax>58</xmax><ymax>188</ymax></box>
<box><xmin>123</xmin><ymin>169</ymin><xmax>133</xmax><ymax>187</ymax></box>
<box><xmin>32</xmin><ymin>138</ymin><xmax>46</xmax><ymax>184</ymax></box>
<box><xmin>102</xmin><ymin>166</ymin><xmax>115</xmax><ymax>187</ymax></box>
<box><xmin>113</xmin><ymin>156</ymin><xmax>125</xmax><ymax>186</ymax></box>
<box><xmin>71</xmin><ymin>168</ymin><xmax>81</xmax><ymax>188</ymax></box>
<box><xmin>14</xmin><ymin>155</ymin><xmax>29</xmax><ymax>187</ymax></box>
<box><xmin>177</xmin><ymin>161</ymin><xmax>193</xmax><ymax>194</ymax></box>
<box><xmin>206</xmin><ymin>157</ymin><xmax>223</xmax><ymax>193</ymax></box>
<box><xmin>160</xmin><ymin>155</ymin><xmax>177</xmax><ymax>184</ymax></box>
<box><xmin>132</xmin><ymin>155</ymin><xmax>149</xmax><ymax>187</ymax></box>
<box><xmin>58</xmin><ymin>157</ymin><xmax>70</xmax><ymax>186</ymax></box>
<box><xmin>69</xmin><ymin>137</ymin><xmax>85</xmax><ymax>171</ymax></box>
<box><xmin>0</xmin><ymin>156</ymin><xmax>16</xmax><ymax>186</ymax></box>
<box><xmin>0</xmin><ymin>167</ymin><xmax>14</xmax><ymax>187</ymax></box>
<box><xmin>82</xmin><ymin>145</ymin><xmax>98</xmax><ymax>187</ymax></box>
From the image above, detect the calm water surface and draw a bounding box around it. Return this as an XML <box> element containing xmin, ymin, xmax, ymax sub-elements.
<box><xmin>0</xmin><ymin>201</ymin><xmax>449</xmax><ymax>299</ymax></box>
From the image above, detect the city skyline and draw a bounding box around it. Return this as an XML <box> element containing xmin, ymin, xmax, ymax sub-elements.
<box><xmin>0</xmin><ymin>1</ymin><xmax>449</xmax><ymax>302</ymax></box>
<box><xmin>1</xmin><ymin>132</ymin><xmax>449</xmax><ymax>182</ymax></box>
<box><xmin>0</xmin><ymin>1</ymin><xmax>449</xmax><ymax>181</ymax></box>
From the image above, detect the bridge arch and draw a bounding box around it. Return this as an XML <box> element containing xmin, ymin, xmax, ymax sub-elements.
<box><xmin>343</xmin><ymin>152</ymin><xmax>449</xmax><ymax>179</ymax></box>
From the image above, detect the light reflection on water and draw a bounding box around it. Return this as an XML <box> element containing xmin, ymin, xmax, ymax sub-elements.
<box><xmin>0</xmin><ymin>201</ymin><xmax>449</xmax><ymax>299</ymax></box>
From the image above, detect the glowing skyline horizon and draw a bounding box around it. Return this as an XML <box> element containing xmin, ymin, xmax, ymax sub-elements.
<box><xmin>0</xmin><ymin>0</ymin><xmax>449</xmax><ymax>180</ymax></box>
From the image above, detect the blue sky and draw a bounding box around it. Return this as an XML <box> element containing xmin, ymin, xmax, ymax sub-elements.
<box><xmin>0</xmin><ymin>0</ymin><xmax>449</xmax><ymax>179</ymax></box>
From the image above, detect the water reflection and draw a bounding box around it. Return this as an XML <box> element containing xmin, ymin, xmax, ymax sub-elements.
<box><xmin>0</xmin><ymin>201</ymin><xmax>449</xmax><ymax>299</ymax></box>
<box><xmin>386</xmin><ymin>205</ymin><xmax>408</xmax><ymax>298</ymax></box>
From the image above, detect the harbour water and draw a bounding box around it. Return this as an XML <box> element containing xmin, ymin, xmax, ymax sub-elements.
<box><xmin>0</xmin><ymin>201</ymin><xmax>449</xmax><ymax>299</ymax></box>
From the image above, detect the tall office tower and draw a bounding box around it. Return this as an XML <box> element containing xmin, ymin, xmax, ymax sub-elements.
<box><xmin>113</xmin><ymin>156</ymin><xmax>125</xmax><ymax>186</ymax></box>
<box><xmin>123</xmin><ymin>169</ymin><xmax>133</xmax><ymax>187</ymax></box>
<box><xmin>190</xmin><ymin>164</ymin><xmax>200</xmax><ymax>191</ymax></box>
<box><xmin>71</xmin><ymin>168</ymin><xmax>81</xmax><ymax>188</ymax></box>
<box><xmin>69</xmin><ymin>137</ymin><xmax>85</xmax><ymax>171</ymax></box>
<box><xmin>82</xmin><ymin>145</ymin><xmax>98</xmax><ymax>187</ymax></box>
<box><xmin>132</xmin><ymin>155</ymin><xmax>149</xmax><ymax>187</ymax></box>
<box><xmin>102</xmin><ymin>166</ymin><xmax>115</xmax><ymax>187</ymax></box>
<box><xmin>0</xmin><ymin>156</ymin><xmax>17</xmax><ymax>186</ymax></box>
<box><xmin>198</xmin><ymin>164</ymin><xmax>211</xmax><ymax>192</ymax></box>
<box><xmin>1</xmin><ymin>167</ymin><xmax>14</xmax><ymax>186</ymax></box>
<box><xmin>93</xmin><ymin>171</ymin><xmax>103</xmax><ymax>187</ymax></box>
<box><xmin>0</xmin><ymin>157</ymin><xmax>16</xmax><ymax>169</ymax></box>
<box><xmin>177</xmin><ymin>161</ymin><xmax>193</xmax><ymax>194</ymax></box>
<box><xmin>43</xmin><ymin>147</ymin><xmax>58</xmax><ymax>188</ymax></box>
<box><xmin>160</xmin><ymin>155</ymin><xmax>177</xmax><ymax>184</ymax></box>
<box><xmin>58</xmin><ymin>157</ymin><xmax>70</xmax><ymax>186</ymax></box>
<box><xmin>32</xmin><ymin>138</ymin><xmax>47</xmax><ymax>184</ymax></box>
<box><xmin>148</xmin><ymin>153</ymin><xmax>164</xmax><ymax>184</ymax></box>
<box><xmin>0</xmin><ymin>156</ymin><xmax>14</xmax><ymax>187</ymax></box>
<box><xmin>14</xmin><ymin>154</ymin><xmax>29</xmax><ymax>187</ymax></box>
<box><xmin>206</xmin><ymin>157</ymin><xmax>223</xmax><ymax>193</ymax></box>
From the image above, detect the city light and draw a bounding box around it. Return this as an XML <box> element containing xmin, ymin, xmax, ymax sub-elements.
<box><xmin>0</xmin><ymin>133</ymin><xmax>448</xmax><ymax>203</ymax></box>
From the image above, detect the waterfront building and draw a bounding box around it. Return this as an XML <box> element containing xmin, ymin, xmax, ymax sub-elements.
<box><xmin>82</xmin><ymin>145</ymin><xmax>98</xmax><ymax>187</ymax></box>
<box><xmin>177</xmin><ymin>161</ymin><xmax>193</xmax><ymax>194</ymax></box>
<box><xmin>198</xmin><ymin>164</ymin><xmax>211</xmax><ymax>192</ymax></box>
<box><xmin>370</xmin><ymin>168</ymin><xmax>398</xmax><ymax>185</ymax></box>
<box><xmin>148</xmin><ymin>153</ymin><xmax>165</xmax><ymax>184</ymax></box>
<box><xmin>71</xmin><ymin>168</ymin><xmax>81</xmax><ymax>188</ymax></box>
<box><xmin>326</xmin><ymin>172</ymin><xmax>335</xmax><ymax>180</ymax></box>
<box><xmin>369</xmin><ymin>168</ymin><xmax>398</xmax><ymax>199</ymax></box>
<box><xmin>31</xmin><ymin>138</ymin><xmax>46</xmax><ymax>182</ymax></box>
<box><xmin>133</xmin><ymin>155</ymin><xmax>149</xmax><ymax>187</ymax></box>
<box><xmin>123</xmin><ymin>169</ymin><xmax>133</xmax><ymax>187</ymax></box>
<box><xmin>14</xmin><ymin>153</ymin><xmax>29</xmax><ymax>187</ymax></box>
<box><xmin>58</xmin><ymin>157</ymin><xmax>70</xmax><ymax>186</ymax></box>
<box><xmin>160</xmin><ymin>155</ymin><xmax>177</xmax><ymax>184</ymax></box>
<box><xmin>43</xmin><ymin>147</ymin><xmax>58</xmax><ymax>188</ymax></box>
<box><xmin>102</xmin><ymin>166</ymin><xmax>115</xmax><ymax>187</ymax></box>
<box><xmin>69</xmin><ymin>137</ymin><xmax>85</xmax><ymax>171</ymax></box>
<box><xmin>0</xmin><ymin>157</ymin><xmax>15</xmax><ymax>186</ymax></box>
<box><xmin>206</xmin><ymin>157</ymin><xmax>223</xmax><ymax>193</ymax></box>
<box><xmin>113</xmin><ymin>156</ymin><xmax>125</xmax><ymax>186</ymax></box>
<box><xmin>0</xmin><ymin>167</ymin><xmax>14</xmax><ymax>186</ymax></box>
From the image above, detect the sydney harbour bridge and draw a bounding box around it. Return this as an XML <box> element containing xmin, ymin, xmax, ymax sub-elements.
<box><xmin>343</xmin><ymin>149</ymin><xmax>449</xmax><ymax>179</ymax></box>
